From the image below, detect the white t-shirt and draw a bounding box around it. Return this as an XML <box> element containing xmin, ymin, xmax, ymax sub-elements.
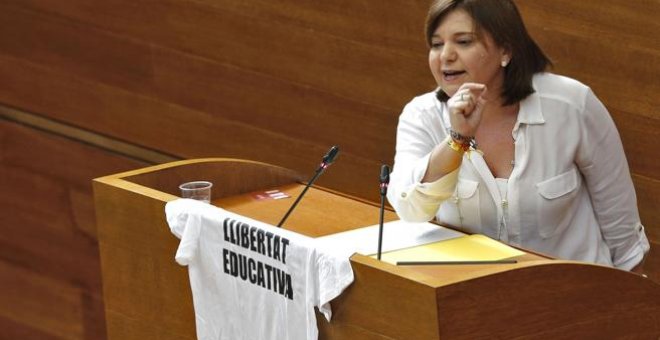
<box><xmin>165</xmin><ymin>199</ymin><xmax>354</xmax><ymax>340</ymax></box>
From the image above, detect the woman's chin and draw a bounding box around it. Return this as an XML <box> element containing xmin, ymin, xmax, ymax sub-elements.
<box><xmin>440</xmin><ymin>88</ymin><xmax>458</xmax><ymax>98</ymax></box>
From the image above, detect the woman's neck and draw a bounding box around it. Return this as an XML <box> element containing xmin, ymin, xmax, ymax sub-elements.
<box><xmin>481</xmin><ymin>99</ymin><xmax>519</xmax><ymax>123</ymax></box>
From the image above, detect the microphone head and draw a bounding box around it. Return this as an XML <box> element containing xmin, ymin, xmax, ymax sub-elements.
<box><xmin>379</xmin><ymin>164</ymin><xmax>390</xmax><ymax>196</ymax></box>
<box><xmin>380</xmin><ymin>164</ymin><xmax>390</xmax><ymax>184</ymax></box>
<box><xmin>322</xmin><ymin>145</ymin><xmax>340</xmax><ymax>166</ymax></box>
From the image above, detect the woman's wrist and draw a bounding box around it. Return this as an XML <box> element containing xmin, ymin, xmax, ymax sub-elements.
<box><xmin>449</xmin><ymin>128</ymin><xmax>474</xmax><ymax>143</ymax></box>
<box><xmin>445</xmin><ymin>136</ymin><xmax>471</xmax><ymax>153</ymax></box>
<box><xmin>447</xmin><ymin>129</ymin><xmax>476</xmax><ymax>152</ymax></box>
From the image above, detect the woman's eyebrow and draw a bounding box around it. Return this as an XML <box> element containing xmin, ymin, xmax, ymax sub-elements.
<box><xmin>432</xmin><ymin>31</ymin><xmax>475</xmax><ymax>39</ymax></box>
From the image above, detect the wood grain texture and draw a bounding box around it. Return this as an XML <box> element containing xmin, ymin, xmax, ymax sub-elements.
<box><xmin>0</xmin><ymin>261</ymin><xmax>84</xmax><ymax>339</ymax></box>
<box><xmin>0</xmin><ymin>315</ymin><xmax>62</xmax><ymax>340</ymax></box>
<box><xmin>0</xmin><ymin>0</ymin><xmax>659</xmax><ymax>338</ymax></box>
<box><xmin>94</xmin><ymin>160</ymin><xmax>659</xmax><ymax>339</ymax></box>
<box><xmin>0</xmin><ymin>120</ymin><xmax>148</xmax><ymax>339</ymax></box>
<box><xmin>214</xmin><ymin>185</ymin><xmax>399</xmax><ymax>237</ymax></box>
<box><xmin>434</xmin><ymin>263</ymin><xmax>660</xmax><ymax>338</ymax></box>
<box><xmin>0</xmin><ymin>50</ymin><xmax>395</xmax><ymax>204</ymax></box>
<box><xmin>635</xmin><ymin>175</ymin><xmax>660</xmax><ymax>241</ymax></box>
<box><xmin>93</xmin><ymin>159</ymin><xmax>401</xmax><ymax>339</ymax></box>
<box><xmin>0</xmin><ymin>0</ymin><xmax>657</xmax><ymax>204</ymax></box>
<box><xmin>646</xmin><ymin>242</ymin><xmax>660</xmax><ymax>283</ymax></box>
<box><xmin>0</xmin><ymin>0</ymin><xmax>432</xmax><ymax>109</ymax></box>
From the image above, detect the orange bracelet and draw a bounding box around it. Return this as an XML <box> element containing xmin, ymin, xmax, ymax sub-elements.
<box><xmin>446</xmin><ymin>137</ymin><xmax>471</xmax><ymax>153</ymax></box>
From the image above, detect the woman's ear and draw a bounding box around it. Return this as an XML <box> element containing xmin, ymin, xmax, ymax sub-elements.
<box><xmin>500</xmin><ymin>49</ymin><xmax>512</xmax><ymax>67</ymax></box>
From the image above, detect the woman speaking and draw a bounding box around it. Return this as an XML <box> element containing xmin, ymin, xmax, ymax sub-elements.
<box><xmin>387</xmin><ymin>0</ymin><xmax>649</xmax><ymax>272</ymax></box>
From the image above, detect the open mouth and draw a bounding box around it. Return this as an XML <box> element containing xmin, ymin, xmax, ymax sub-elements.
<box><xmin>442</xmin><ymin>70</ymin><xmax>466</xmax><ymax>80</ymax></box>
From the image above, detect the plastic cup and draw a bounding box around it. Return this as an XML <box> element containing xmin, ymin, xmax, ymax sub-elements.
<box><xmin>179</xmin><ymin>181</ymin><xmax>213</xmax><ymax>203</ymax></box>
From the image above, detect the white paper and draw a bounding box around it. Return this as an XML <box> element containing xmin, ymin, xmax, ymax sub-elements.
<box><xmin>316</xmin><ymin>220</ymin><xmax>464</xmax><ymax>257</ymax></box>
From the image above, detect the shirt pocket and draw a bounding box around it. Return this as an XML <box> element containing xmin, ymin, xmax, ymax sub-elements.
<box><xmin>535</xmin><ymin>167</ymin><xmax>580</xmax><ymax>238</ymax></box>
<box><xmin>439</xmin><ymin>179</ymin><xmax>481</xmax><ymax>233</ymax></box>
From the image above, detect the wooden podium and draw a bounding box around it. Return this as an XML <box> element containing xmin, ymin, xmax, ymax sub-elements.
<box><xmin>93</xmin><ymin>158</ymin><xmax>660</xmax><ymax>339</ymax></box>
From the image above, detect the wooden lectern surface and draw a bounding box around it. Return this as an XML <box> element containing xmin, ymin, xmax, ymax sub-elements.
<box><xmin>93</xmin><ymin>159</ymin><xmax>660</xmax><ymax>340</ymax></box>
<box><xmin>214</xmin><ymin>183</ymin><xmax>399</xmax><ymax>237</ymax></box>
<box><xmin>214</xmin><ymin>184</ymin><xmax>550</xmax><ymax>285</ymax></box>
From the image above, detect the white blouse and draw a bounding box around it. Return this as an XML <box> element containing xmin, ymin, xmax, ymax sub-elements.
<box><xmin>387</xmin><ymin>73</ymin><xmax>649</xmax><ymax>270</ymax></box>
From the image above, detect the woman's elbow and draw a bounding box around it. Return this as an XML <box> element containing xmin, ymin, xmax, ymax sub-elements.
<box><xmin>391</xmin><ymin>203</ymin><xmax>436</xmax><ymax>223</ymax></box>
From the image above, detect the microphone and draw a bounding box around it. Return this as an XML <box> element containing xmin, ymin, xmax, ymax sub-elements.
<box><xmin>277</xmin><ymin>146</ymin><xmax>340</xmax><ymax>228</ymax></box>
<box><xmin>379</xmin><ymin>164</ymin><xmax>390</xmax><ymax>196</ymax></box>
<box><xmin>377</xmin><ymin>164</ymin><xmax>390</xmax><ymax>260</ymax></box>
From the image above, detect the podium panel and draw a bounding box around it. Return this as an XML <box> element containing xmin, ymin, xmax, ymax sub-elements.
<box><xmin>93</xmin><ymin>158</ymin><xmax>660</xmax><ymax>339</ymax></box>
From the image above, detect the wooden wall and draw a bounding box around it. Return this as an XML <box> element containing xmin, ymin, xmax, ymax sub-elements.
<box><xmin>0</xmin><ymin>0</ymin><xmax>658</xmax><ymax>338</ymax></box>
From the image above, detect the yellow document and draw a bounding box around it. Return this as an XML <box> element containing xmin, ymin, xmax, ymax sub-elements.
<box><xmin>375</xmin><ymin>234</ymin><xmax>525</xmax><ymax>265</ymax></box>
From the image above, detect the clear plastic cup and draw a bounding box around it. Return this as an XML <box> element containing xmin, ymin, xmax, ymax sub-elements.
<box><xmin>179</xmin><ymin>181</ymin><xmax>213</xmax><ymax>203</ymax></box>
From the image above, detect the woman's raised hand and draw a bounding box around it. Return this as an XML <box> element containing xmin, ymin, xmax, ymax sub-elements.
<box><xmin>447</xmin><ymin>83</ymin><xmax>487</xmax><ymax>138</ymax></box>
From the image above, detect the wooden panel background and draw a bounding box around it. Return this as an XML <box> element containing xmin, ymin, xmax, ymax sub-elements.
<box><xmin>0</xmin><ymin>0</ymin><xmax>658</xmax><ymax>338</ymax></box>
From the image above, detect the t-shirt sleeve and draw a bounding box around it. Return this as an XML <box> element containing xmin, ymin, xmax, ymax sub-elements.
<box><xmin>165</xmin><ymin>199</ymin><xmax>203</xmax><ymax>266</ymax></box>
<box><xmin>314</xmin><ymin>245</ymin><xmax>354</xmax><ymax>321</ymax></box>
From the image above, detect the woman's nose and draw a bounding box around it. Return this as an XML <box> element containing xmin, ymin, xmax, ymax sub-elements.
<box><xmin>440</xmin><ymin>43</ymin><xmax>456</xmax><ymax>62</ymax></box>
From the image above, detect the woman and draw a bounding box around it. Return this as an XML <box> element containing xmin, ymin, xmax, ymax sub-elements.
<box><xmin>387</xmin><ymin>0</ymin><xmax>649</xmax><ymax>271</ymax></box>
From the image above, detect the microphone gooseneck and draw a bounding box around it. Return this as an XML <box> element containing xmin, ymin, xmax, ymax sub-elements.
<box><xmin>377</xmin><ymin>164</ymin><xmax>390</xmax><ymax>260</ymax></box>
<box><xmin>277</xmin><ymin>145</ymin><xmax>340</xmax><ymax>228</ymax></box>
<box><xmin>321</xmin><ymin>145</ymin><xmax>340</xmax><ymax>168</ymax></box>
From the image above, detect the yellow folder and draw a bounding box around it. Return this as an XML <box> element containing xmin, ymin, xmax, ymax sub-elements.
<box><xmin>374</xmin><ymin>234</ymin><xmax>525</xmax><ymax>265</ymax></box>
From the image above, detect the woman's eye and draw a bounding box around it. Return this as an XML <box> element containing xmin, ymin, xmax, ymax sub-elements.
<box><xmin>458</xmin><ymin>39</ymin><xmax>472</xmax><ymax>45</ymax></box>
<box><xmin>431</xmin><ymin>42</ymin><xmax>444</xmax><ymax>49</ymax></box>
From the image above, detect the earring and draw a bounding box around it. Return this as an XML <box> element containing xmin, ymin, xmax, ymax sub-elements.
<box><xmin>501</xmin><ymin>60</ymin><xmax>508</xmax><ymax>67</ymax></box>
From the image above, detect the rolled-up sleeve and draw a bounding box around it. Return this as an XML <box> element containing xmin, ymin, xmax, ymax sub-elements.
<box><xmin>387</xmin><ymin>97</ymin><xmax>458</xmax><ymax>222</ymax></box>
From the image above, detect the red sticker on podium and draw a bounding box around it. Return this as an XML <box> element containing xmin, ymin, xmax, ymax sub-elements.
<box><xmin>251</xmin><ymin>190</ymin><xmax>290</xmax><ymax>201</ymax></box>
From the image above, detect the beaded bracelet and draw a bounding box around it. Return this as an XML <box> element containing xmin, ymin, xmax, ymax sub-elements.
<box><xmin>449</xmin><ymin>129</ymin><xmax>474</xmax><ymax>144</ymax></box>
<box><xmin>446</xmin><ymin>136</ymin><xmax>471</xmax><ymax>153</ymax></box>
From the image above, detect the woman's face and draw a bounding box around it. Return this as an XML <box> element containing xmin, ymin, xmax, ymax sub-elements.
<box><xmin>429</xmin><ymin>9</ymin><xmax>509</xmax><ymax>98</ymax></box>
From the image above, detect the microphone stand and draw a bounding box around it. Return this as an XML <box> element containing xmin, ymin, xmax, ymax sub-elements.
<box><xmin>277</xmin><ymin>146</ymin><xmax>339</xmax><ymax>228</ymax></box>
<box><xmin>277</xmin><ymin>164</ymin><xmax>325</xmax><ymax>228</ymax></box>
<box><xmin>377</xmin><ymin>165</ymin><xmax>390</xmax><ymax>260</ymax></box>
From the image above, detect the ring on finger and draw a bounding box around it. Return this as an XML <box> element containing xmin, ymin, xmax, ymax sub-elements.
<box><xmin>460</xmin><ymin>93</ymin><xmax>465</xmax><ymax>101</ymax></box>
